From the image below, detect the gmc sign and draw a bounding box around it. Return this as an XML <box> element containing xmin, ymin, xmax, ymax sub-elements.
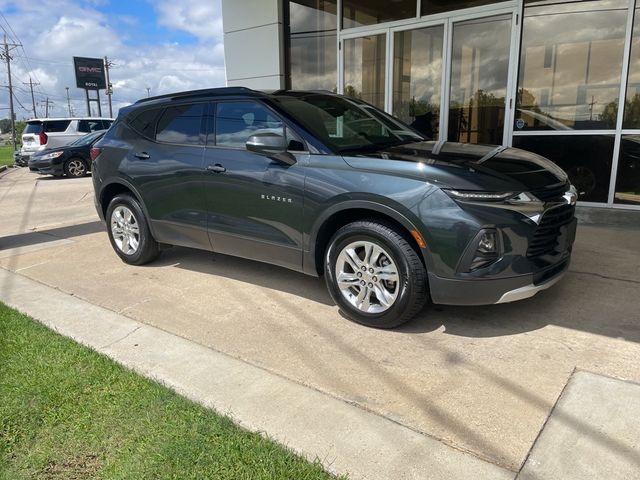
<box><xmin>73</xmin><ymin>57</ymin><xmax>106</xmax><ymax>90</ymax></box>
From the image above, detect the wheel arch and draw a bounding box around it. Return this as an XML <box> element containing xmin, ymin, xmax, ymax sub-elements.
<box><xmin>306</xmin><ymin>200</ymin><xmax>431</xmax><ymax>276</ymax></box>
<box><xmin>98</xmin><ymin>179</ymin><xmax>156</xmax><ymax>237</ymax></box>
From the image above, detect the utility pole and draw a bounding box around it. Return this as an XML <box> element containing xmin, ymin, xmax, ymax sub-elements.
<box><xmin>146</xmin><ymin>87</ymin><xmax>150</xmax><ymax>97</ymax></box>
<box><xmin>65</xmin><ymin>87</ymin><xmax>72</xmax><ymax>116</ymax></box>
<box><xmin>1</xmin><ymin>34</ymin><xmax>21</xmax><ymax>152</ymax></box>
<box><xmin>104</xmin><ymin>56</ymin><xmax>114</xmax><ymax>117</ymax></box>
<box><xmin>23</xmin><ymin>77</ymin><xmax>39</xmax><ymax>118</ymax></box>
<box><xmin>44</xmin><ymin>97</ymin><xmax>52</xmax><ymax>118</ymax></box>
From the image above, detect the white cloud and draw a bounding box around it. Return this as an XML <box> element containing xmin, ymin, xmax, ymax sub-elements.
<box><xmin>154</xmin><ymin>0</ymin><xmax>224</xmax><ymax>41</ymax></box>
<box><xmin>0</xmin><ymin>0</ymin><xmax>226</xmax><ymax>120</ymax></box>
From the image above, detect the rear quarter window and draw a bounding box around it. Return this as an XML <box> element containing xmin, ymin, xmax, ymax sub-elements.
<box><xmin>24</xmin><ymin>122</ymin><xmax>43</xmax><ymax>134</ymax></box>
<box><xmin>128</xmin><ymin>109</ymin><xmax>162</xmax><ymax>139</ymax></box>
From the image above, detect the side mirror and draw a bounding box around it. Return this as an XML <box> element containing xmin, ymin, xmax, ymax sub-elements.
<box><xmin>246</xmin><ymin>133</ymin><xmax>296</xmax><ymax>166</ymax></box>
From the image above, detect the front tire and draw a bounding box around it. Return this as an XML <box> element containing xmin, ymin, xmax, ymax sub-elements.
<box><xmin>64</xmin><ymin>157</ymin><xmax>88</xmax><ymax>178</ymax></box>
<box><xmin>324</xmin><ymin>221</ymin><xmax>428</xmax><ymax>328</ymax></box>
<box><xmin>106</xmin><ymin>194</ymin><xmax>160</xmax><ymax>265</ymax></box>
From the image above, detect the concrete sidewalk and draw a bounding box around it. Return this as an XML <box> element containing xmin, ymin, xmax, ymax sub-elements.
<box><xmin>0</xmin><ymin>267</ymin><xmax>513</xmax><ymax>480</ymax></box>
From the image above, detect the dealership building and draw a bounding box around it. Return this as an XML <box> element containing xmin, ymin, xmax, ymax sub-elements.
<box><xmin>221</xmin><ymin>0</ymin><xmax>640</xmax><ymax>211</ymax></box>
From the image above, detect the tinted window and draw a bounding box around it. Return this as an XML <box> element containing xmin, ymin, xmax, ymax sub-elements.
<box><xmin>24</xmin><ymin>122</ymin><xmax>43</xmax><ymax>134</ymax></box>
<box><xmin>156</xmin><ymin>104</ymin><xmax>204</xmax><ymax>145</ymax></box>
<box><xmin>129</xmin><ymin>109</ymin><xmax>162</xmax><ymax>139</ymax></box>
<box><xmin>512</xmin><ymin>135</ymin><xmax>613</xmax><ymax>203</ymax></box>
<box><xmin>343</xmin><ymin>0</ymin><xmax>416</xmax><ymax>29</ymax></box>
<box><xmin>615</xmin><ymin>136</ymin><xmax>640</xmax><ymax>205</ymax></box>
<box><xmin>99</xmin><ymin>120</ymin><xmax>113</xmax><ymax>130</ymax></box>
<box><xmin>215</xmin><ymin>102</ymin><xmax>284</xmax><ymax>148</ymax></box>
<box><xmin>44</xmin><ymin>120</ymin><xmax>71</xmax><ymax>133</ymax></box>
<box><xmin>421</xmin><ymin>0</ymin><xmax>507</xmax><ymax>16</ymax></box>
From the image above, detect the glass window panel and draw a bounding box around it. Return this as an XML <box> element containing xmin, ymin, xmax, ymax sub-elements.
<box><xmin>448</xmin><ymin>14</ymin><xmax>511</xmax><ymax>145</ymax></box>
<box><xmin>421</xmin><ymin>0</ymin><xmax>506</xmax><ymax>16</ymax></box>
<box><xmin>515</xmin><ymin>0</ymin><xmax>627</xmax><ymax>131</ymax></box>
<box><xmin>624</xmin><ymin>7</ymin><xmax>640</xmax><ymax>128</ymax></box>
<box><xmin>288</xmin><ymin>0</ymin><xmax>337</xmax><ymax>91</ymax></box>
<box><xmin>216</xmin><ymin>102</ymin><xmax>284</xmax><ymax>149</ymax></box>
<box><xmin>614</xmin><ymin>136</ymin><xmax>640</xmax><ymax>205</ymax></box>
<box><xmin>392</xmin><ymin>26</ymin><xmax>444</xmax><ymax>140</ymax></box>
<box><xmin>343</xmin><ymin>0</ymin><xmax>416</xmax><ymax>29</ymax></box>
<box><xmin>512</xmin><ymin>135</ymin><xmax>613</xmax><ymax>203</ymax></box>
<box><xmin>344</xmin><ymin>34</ymin><xmax>386</xmax><ymax>110</ymax></box>
<box><xmin>156</xmin><ymin>104</ymin><xmax>204</xmax><ymax>145</ymax></box>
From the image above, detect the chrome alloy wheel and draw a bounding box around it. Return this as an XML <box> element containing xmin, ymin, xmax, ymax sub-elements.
<box><xmin>335</xmin><ymin>240</ymin><xmax>400</xmax><ymax>314</ymax></box>
<box><xmin>67</xmin><ymin>159</ymin><xmax>86</xmax><ymax>177</ymax></box>
<box><xmin>110</xmin><ymin>206</ymin><xmax>140</xmax><ymax>255</ymax></box>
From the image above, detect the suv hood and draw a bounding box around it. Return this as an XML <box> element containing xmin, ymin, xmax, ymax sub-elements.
<box><xmin>342</xmin><ymin>141</ymin><xmax>568</xmax><ymax>192</ymax></box>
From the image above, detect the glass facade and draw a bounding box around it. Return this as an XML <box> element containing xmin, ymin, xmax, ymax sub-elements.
<box><xmin>344</xmin><ymin>34</ymin><xmax>387</xmax><ymax>109</ymax></box>
<box><xmin>448</xmin><ymin>14</ymin><xmax>511</xmax><ymax>145</ymax></box>
<box><xmin>283</xmin><ymin>0</ymin><xmax>640</xmax><ymax>208</ymax></box>
<box><xmin>392</xmin><ymin>26</ymin><xmax>444</xmax><ymax>139</ymax></box>
<box><xmin>287</xmin><ymin>0</ymin><xmax>337</xmax><ymax>90</ymax></box>
<box><xmin>342</xmin><ymin>0</ymin><xmax>416</xmax><ymax>29</ymax></box>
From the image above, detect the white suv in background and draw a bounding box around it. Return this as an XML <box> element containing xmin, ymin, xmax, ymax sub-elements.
<box><xmin>17</xmin><ymin>117</ymin><xmax>113</xmax><ymax>165</ymax></box>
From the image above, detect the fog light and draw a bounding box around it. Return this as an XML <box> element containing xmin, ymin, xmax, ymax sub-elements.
<box><xmin>478</xmin><ymin>232</ymin><xmax>497</xmax><ymax>254</ymax></box>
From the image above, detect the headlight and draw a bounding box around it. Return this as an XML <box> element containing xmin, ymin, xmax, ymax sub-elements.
<box><xmin>40</xmin><ymin>151</ymin><xmax>64</xmax><ymax>160</ymax></box>
<box><xmin>444</xmin><ymin>189</ymin><xmax>539</xmax><ymax>203</ymax></box>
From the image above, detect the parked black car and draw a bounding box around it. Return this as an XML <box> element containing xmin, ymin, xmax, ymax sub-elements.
<box><xmin>29</xmin><ymin>129</ymin><xmax>106</xmax><ymax>177</ymax></box>
<box><xmin>92</xmin><ymin>88</ymin><xmax>577</xmax><ymax>328</ymax></box>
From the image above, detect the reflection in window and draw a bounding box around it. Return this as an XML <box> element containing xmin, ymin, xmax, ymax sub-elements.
<box><xmin>215</xmin><ymin>102</ymin><xmax>284</xmax><ymax>148</ymax></box>
<box><xmin>392</xmin><ymin>26</ymin><xmax>443</xmax><ymax>140</ymax></box>
<box><xmin>156</xmin><ymin>104</ymin><xmax>204</xmax><ymax>145</ymax></box>
<box><xmin>513</xmin><ymin>135</ymin><xmax>614</xmax><ymax>203</ymax></box>
<box><xmin>344</xmin><ymin>34</ymin><xmax>386</xmax><ymax>110</ymax></box>
<box><xmin>516</xmin><ymin>0</ymin><xmax>627</xmax><ymax>131</ymax></box>
<box><xmin>624</xmin><ymin>7</ymin><xmax>640</xmax><ymax>128</ymax></box>
<box><xmin>421</xmin><ymin>0</ymin><xmax>506</xmax><ymax>16</ymax></box>
<box><xmin>615</xmin><ymin>136</ymin><xmax>640</xmax><ymax>205</ymax></box>
<box><xmin>448</xmin><ymin>14</ymin><xmax>511</xmax><ymax>145</ymax></box>
<box><xmin>342</xmin><ymin>0</ymin><xmax>416</xmax><ymax>29</ymax></box>
<box><xmin>288</xmin><ymin>1</ymin><xmax>337</xmax><ymax>91</ymax></box>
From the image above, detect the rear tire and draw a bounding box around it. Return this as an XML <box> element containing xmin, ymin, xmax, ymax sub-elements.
<box><xmin>324</xmin><ymin>221</ymin><xmax>427</xmax><ymax>328</ymax></box>
<box><xmin>106</xmin><ymin>193</ymin><xmax>160</xmax><ymax>265</ymax></box>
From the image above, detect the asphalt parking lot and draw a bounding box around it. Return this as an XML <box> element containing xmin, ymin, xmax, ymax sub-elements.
<box><xmin>1</xmin><ymin>167</ymin><xmax>640</xmax><ymax>473</ymax></box>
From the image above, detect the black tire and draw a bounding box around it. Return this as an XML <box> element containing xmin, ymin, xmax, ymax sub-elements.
<box><xmin>64</xmin><ymin>157</ymin><xmax>88</xmax><ymax>178</ymax></box>
<box><xmin>324</xmin><ymin>221</ymin><xmax>428</xmax><ymax>329</ymax></box>
<box><xmin>106</xmin><ymin>193</ymin><xmax>160</xmax><ymax>265</ymax></box>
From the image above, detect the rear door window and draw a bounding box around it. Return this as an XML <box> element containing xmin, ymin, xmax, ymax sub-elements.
<box><xmin>43</xmin><ymin>120</ymin><xmax>71</xmax><ymax>133</ymax></box>
<box><xmin>156</xmin><ymin>103</ymin><xmax>205</xmax><ymax>145</ymax></box>
<box><xmin>78</xmin><ymin>120</ymin><xmax>107</xmax><ymax>133</ymax></box>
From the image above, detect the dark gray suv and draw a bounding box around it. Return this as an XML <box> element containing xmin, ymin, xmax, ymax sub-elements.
<box><xmin>91</xmin><ymin>88</ymin><xmax>577</xmax><ymax>328</ymax></box>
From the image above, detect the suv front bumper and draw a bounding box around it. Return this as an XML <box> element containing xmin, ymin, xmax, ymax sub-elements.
<box><xmin>428</xmin><ymin>256</ymin><xmax>570</xmax><ymax>305</ymax></box>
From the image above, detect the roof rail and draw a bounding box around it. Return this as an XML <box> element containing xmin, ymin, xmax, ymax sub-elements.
<box><xmin>135</xmin><ymin>86</ymin><xmax>261</xmax><ymax>104</ymax></box>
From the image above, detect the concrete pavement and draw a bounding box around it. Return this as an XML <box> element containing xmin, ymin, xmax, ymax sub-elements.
<box><xmin>2</xmin><ymin>167</ymin><xmax>640</xmax><ymax>477</ymax></box>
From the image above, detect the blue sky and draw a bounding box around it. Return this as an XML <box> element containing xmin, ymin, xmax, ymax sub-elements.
<box><xmin>0</xmin><ymin>0</ymin><xmax>226</xmax><ymax>119</ymax></box>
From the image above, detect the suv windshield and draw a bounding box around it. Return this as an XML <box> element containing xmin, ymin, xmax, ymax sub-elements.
<box><xmin>271</xmin><ymin>93</ymin><xmax>424</xmax><ymax>153</ymax></box>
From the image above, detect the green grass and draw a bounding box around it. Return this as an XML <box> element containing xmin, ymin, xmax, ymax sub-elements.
<box><xmin>0</xmin><ymin>146</ymin><xmax>14</xmax><ymax>167</ymax></box>
<box><xmin>0</xmin><ymin>303</ymin><xmax>343</xmax><ymax>480</ymax></box>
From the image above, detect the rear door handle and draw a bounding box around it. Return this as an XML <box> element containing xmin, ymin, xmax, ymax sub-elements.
<box><xmin>207</xmin><ymin>164</ymin><xmax>226</xmax><ymax>173</ymax></box>
<box><xmin>134</xmin><ymin>152</ymin><xmax>150</xmax><ymax>160</ymax></box>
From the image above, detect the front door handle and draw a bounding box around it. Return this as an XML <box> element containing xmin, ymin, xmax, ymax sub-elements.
<box><xmin>207</xmin><ymin>164</ymin><xmax>226</xmax><ymax>173</ymax></box>
<box><xmin>134</xmin><ymin>152</ymin><xmax>150</xmax><ymax>160</ymax></box>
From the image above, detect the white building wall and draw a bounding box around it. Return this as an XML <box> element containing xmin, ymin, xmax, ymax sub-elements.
<box><xmin>221</xmin><ymin>0</ymin><xmax>285</xmax><ymax>89</ymax></box>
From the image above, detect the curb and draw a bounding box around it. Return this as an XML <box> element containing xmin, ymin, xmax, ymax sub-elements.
<box><xmin>0</xmin><ymin>267</ymin><xmax>513</xmax><ymax>480</ymax></box>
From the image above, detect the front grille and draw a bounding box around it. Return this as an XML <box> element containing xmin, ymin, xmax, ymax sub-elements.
<box><xmin>527</xmin><ymin>204</ymin><xmax>575</xmax><ymax>257</ymax></box>
<box><xmin>531</xmin><ymin>181</ymin><xmax>569</xmax><ymax>203</ymax></box>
